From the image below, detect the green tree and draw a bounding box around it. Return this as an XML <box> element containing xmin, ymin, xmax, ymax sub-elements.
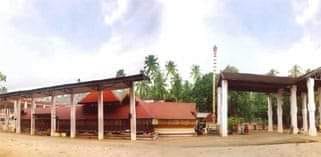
<box><xmin>115</xmin><ymin>69</ymin><xmax>126</xmax><ymax>77</ymax></box>
<box><xmin>165</xmin><ymin>61</ymin><xmax>177</xmax><ymax>78</ymax></box>
<box><xmin>135</xmin><ymin>80</ymin><xmax>150</xmax><ymax>99</ymax></box>
<box><xmin>0</xmin><ymin>72</ymin><xmax>6</xmax><ymax>93</ymax></box>
<box><xmin>266</xmin><ymin>69</ymin><xmax>279</xmax><ymax>76</ymax></box>
<box><xmin>151</xmin><ymin>71</ymin><xmax>167</xmax><ymax>100</ymax></box>
<box><xmin>181</xmin><ymin>80</ymin><xmax>193</xmax><ymax>102</ymax></box>
<box><xmin>170</xmin><ymin>74</ymin><xmax>183</xmax><ymax>102</ymax></box>
<box><xmin>191</xmin><ymin>65</ymin><xmax>201</xmax><ymax>82</ymax></box>
<box><xmin>192</xmin><ymin>73</ymin><xmax>213</xmax><ymax>112</ymax></box>
<box><xmin>144</xmin><ymin>55</ymin><xmax>160</xmax><ymax>80</ymax></box>
<box><xmin>223</xmin><ymin>65</ymin><xmax>239</xmax><ymax>73</ymax></box>
<box><xmin>289</xmin><ymin>64</ymin><xmax>302</xmax><ymax>78</ymax></box>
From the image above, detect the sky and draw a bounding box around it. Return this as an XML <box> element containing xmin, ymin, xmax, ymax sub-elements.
<box><xmin>0</xmin><ymin>0</ymin><xmax>320</xmax><ymax>91</ymax></box>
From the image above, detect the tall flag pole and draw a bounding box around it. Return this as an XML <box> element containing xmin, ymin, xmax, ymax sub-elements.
<box><xmin>213</xmin><ymin>45</ymin><xmax>218</xmax><ymax>123</ymax></box>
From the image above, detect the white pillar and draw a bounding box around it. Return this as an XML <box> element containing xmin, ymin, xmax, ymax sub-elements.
<box><xmin>5</xmin><ymin>108</ymin><xmax>9</xmax><ymax>131</ymax></box>
<box><xmin>290</xmin><ymin>85</ymin><xmax>298</xmax><ymax>134</ymax></box>
<box><xmin>98</xmin><ymin>89</ymin><xmax>104</xmax><ymax>140</ymax></box>
<box><xmin>301</xmin><ymin>93</ymin><xmax>308</xmax><ymax>133</ymax></box>
<box><xmin>16</xmin><ymin>99</ymin><xmax>21</xmax><ymax>133</ymax></box>
<box><xmin>220</xmin><ymin>80</ymin><xmax>228</xmax><ymax>137</ymax></box>
<box><xmin>267</xmin><ymin>95</ymin><xmax>273</xmax><ymax>132</ymax></box>
<box><xmin>70</xmin><ymin>93</ymin><xmax>76</xmax><ymax>138</ymax></box>
<box><xmin>307</xmin><ymin>78</ymin><xmax>317</xmax><ymax>136</ymax></box>
<box><xmin>50</xmin><ymin>95</ymin><xmax>57</xmax><ymax>136</ymax></box>
<box><xmin>318</xmin><ymin>88</ymin><xmax>321</xmax><ymax>125</ymax></box>
<box><xmin>217</xmin><ymin>87</ymin><xmax>222</xmax><ymax>125</ymax></box>
<box><xmin>31</xmin><ymin>98</ymin><xmax>36</xmax><ymax>135</ymax></box>
<box><xmin>276</xmin><ymin>90</ymin><xmax>283</xmax><ymax>133</ymax></box>
<box><xmin>13</xmin><ymin>101</ymin><xmax>17</xmax><ymax>132</ymax></box>
<box><xmin>24</xmin><ymin>101</ymin><xmax>28</xmax><ymax>110</ymax></box>
<box><xmin>130</xmin><ymin>83</ymin><xmax>137</xmax><ymax>141</ymax></box>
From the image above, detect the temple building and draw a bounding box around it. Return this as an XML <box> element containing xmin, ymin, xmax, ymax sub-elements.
<box><xmin>19</xmin><ymin>90</ymin><xmax>196</xmax><ymax>137</ymax></box>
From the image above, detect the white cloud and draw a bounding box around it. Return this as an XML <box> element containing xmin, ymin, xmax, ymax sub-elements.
<box><xmin>102</xmin><ymin>0</ymin><xmax>128</xmax><ymax>25</ymax></box>
<box><xmin>295</xmin><ymin>0</ymin><xmax>320</xmax><ymax>25</ymax></box>
<box><xmin>2</xmin><ymin>0</ymin><xmax>321</xmax><ymax>92</ymax></box>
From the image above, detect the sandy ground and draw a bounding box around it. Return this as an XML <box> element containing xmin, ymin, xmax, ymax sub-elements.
<box><xmin>1</xmin><ymin>132</ymin><xmax>321</xmax><ymax>157</ymax></box>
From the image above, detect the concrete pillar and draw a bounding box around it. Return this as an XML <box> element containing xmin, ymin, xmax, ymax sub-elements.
<box><xmin>307</xmin><ymin>78</ymin><xmax>317</xmax><ymax>136</ymax></box>
<box><xmin>16</xmin><ymin>99</ymin><xmax>21</xmax><ymax>133</ymax></box>
<box><xmin>276</xmin><ymin>90</ymin><xmax>283</xmax><ymax>133</ymax></box>
<box><xmin>13</xmin><ymin>101</ymin><xmax>17</xmax><ymax>131</ymax></box>
<box><xmin>217</xmin><ymin>87</ymin><xmax>222</xmax><ymax>125</ymax></box>
<box><xmin>318</xmin><ymin>87</ymin><xmax>321</xmax><ymax>125</ymax></box>
<box><xmin>220</xmin><ymin>80</ymin><xmax>228</xmax><ymax>137</ymax></box>
<box><xmin>301</xmin><ymin>93</ymin><xmax>308</xmax><ymax>133</ymax></box>
<box><xmin>70</xmin><ymin>93</ymin><xmax>76</xmax><ymax>138</ymax></box>
<box><xmin>267</xmin><ymin>95</ymin><xmax>273</xmax><ymax>132</ymax></box>
<box><xmin>98</xmin><ymin>89</ymin><xmax>104</xmax><ymax>140</ymax></box>
<box><xmin>30</xmin><ymin>98</ymin><xmax>36</xmax><ymax>135</ymax></box>
<box><xmin>24</xmin><ymin>101</ymin><xmax>28</xmax><ymax>110</ymax></box>
<box><xmin>130</xmin><ymin>84</ymin><xmax>137</xmax><ymax>141</ymax></box>
<box><xmin>50</xmin><ymin>95</ymin><xmax>57</xmax><ymax>136</ymax></box>
<box><xmin>5</xmin><ymin>108</ymin><xmax>9</xmax><ymax>131</ymax></box>
<box><xmin>290</xmin><ymin>85</ymin><xmax>298</xmax><ymax>134</ymax></box>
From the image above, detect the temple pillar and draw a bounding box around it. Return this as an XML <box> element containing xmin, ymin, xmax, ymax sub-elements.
<box><xmin>301</xmin><ymin>93</ymin><xmax>308</xmax><ymax>133</ymax></box>
<box><xmin>24</xmin><ymin>101</ymin><xmax>28</xmax><ymax>110</ymax></box>
<box><xmin>290</xmin><ymin>85</ymin><xmax>298</xmax><ymax>134</ymax></box>
<box><xmin>318</xmin><ymin>88</ymin><xmax>321</xmax><ymax>126</ymax></box>
<box><xmin>217</xmin><ymin>87</ymin><xmax>222</xmax><ymax>126</ymax></box>
<box><xmin>70</xmin><ymin>93</ymin><xmax>76</xmax><ymax>138</ymax></box>
<box><xmin>276</xmin><ymin>90</ymin><xmax>283</xmax><ymax>133</ymax></box>
<box><xmin>98</xmin><ymin>89</ymin><xmax>104</xmax><ymax>140</ymax></box>
<box><xmin>16</xmin><ymin>99</ymin><xmax>21</xmax><ymax>133</ymax></box>
<box><xmin>307</xmin><ymin>78</ymin><xmax>317</xmax><ymax>136</ymax></box>
<box><xmin>267</xmin><ymin>95</ymin><xmax>273</xmax><ymax>132</ymax></box>
<box><xmin>31</xmin><ymin>98</ymin><xmax>36</xmax><ymax>135</ymax></box>
<box><xmin>5</xmin><ymin>108</ymin><xmax>9</xmax><ymax>131</ymax></box>
<box><xmin>130</xmin><ymin>83</ymin><xmax>137</xmax><ymax>141</ymax></box>
<box><xmin>50</xmin><ymin>95</ymin><xmax>57</xmax><ymax>136</ymax></box>
<box><xmin>220</xmin><ymin>80</ymin><xmax>228</xmax><ymax>137</ymax></box>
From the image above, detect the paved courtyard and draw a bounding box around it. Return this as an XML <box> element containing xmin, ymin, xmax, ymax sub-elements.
<box><xmin>0</xmin><ymin>131</ymin><xmax>321</xmax><ymax>157</ymax></box>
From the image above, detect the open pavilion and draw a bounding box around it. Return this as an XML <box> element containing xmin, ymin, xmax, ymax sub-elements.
<box><xmin>217</xmin><ymin>67</ymin><xmax>321</xmax><ymax>137</ymax></box>
<box><xmin>0</xmin><ymin>74</ymin><xmax>147</xmax><ymax>141</ymax></box>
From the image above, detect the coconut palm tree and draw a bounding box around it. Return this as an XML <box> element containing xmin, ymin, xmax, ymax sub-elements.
<box><xmin>135</xmin><ymin>80</ymin><xmax>150</xmax><ymax>99</ymax></box>
<box><xmin>165</xmin><ymin>61</ymin><xmax>177</xmax><ymax>78</ymax></box>
<box><xmin>115</xmin><ymin>69</ymin><xmax>126</xmax><ymax>78</ymax></box>
<box><xmin>289</xmin><ymin>64</ymin><xmax>302</xmax><ymax>78</ymax></box>
<box><xmin>191</xmin><ymin>65</ymin><xmax>201</xmax><ymax>82</ymax></box>
<box><xmin>266</xmin><ymin>69</ymin><xmax>279</xmax><ymax>76</ymax></box>
<box><xmin>144</xmin><ymin>55</ymin><xmax>159</xmax><ymax>79</ymax></box>
<box><xmin>152</xmin><ymin>71</ymin><xmax>167</xmax><ymax>100</ymax></box>
<box><xmin>223</xmin><ymin>65</ymin><xmax>239</xmax><ymax>73</ymax></box>
<box><xmin>0</xmin><ymin>72</ymin><xmax>6</xmax><ymax>93</ymax></box>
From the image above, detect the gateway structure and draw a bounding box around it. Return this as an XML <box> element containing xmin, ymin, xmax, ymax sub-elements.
<box><xmin>217</xmin><ymin>68</ymin><xmax>321</xmax><ymax>137</ymax></box>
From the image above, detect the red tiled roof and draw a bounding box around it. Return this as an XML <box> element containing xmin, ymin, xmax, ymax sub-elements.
<box><xmin>22</xmin><ymin>90</ymin><xmax>196</xmax><ymax>120</ymax></box>
<box><xmin>139</xmin><ymin>102</ymin><xmax>196</xmax><ymax>120</ymax></box>
<box><xmin>78</xmin><ymin>90</ymin><xmax>120</xmax><ymax>104</ymax></box>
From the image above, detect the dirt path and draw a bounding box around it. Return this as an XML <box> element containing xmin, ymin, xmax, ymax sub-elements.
<box><xmin>0</xmin><ymin>132</ymin><xmax>321</xmax><ymax>157</ymax></box>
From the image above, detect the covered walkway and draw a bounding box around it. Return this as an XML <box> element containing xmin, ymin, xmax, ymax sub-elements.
<box><xmin>217</xmin><ymin>67</ymin><xmax>321</xmax><ymax>137</ymax></box>
<box><xmin>0</xmin><ymin>74</ymin><xmax>147</xmax><ymax>141</ymax></box>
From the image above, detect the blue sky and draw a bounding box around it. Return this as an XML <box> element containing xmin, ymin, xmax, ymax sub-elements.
<box><xmin>0</xmin><ymin>0</ymin><xmax>320</xmax><ymax>91</ymax></box>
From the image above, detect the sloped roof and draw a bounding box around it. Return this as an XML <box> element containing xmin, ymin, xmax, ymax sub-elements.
<box><xmin>218</xmin><ymin>72</ymin><xmax>296</xmax><ymax>93</ymax></box>
<box><xmin>22</xmin><ymin>90</ymin><xmax>196</xmax><ymax>120</ymax></box>
<box><xmin>218</xmin><ymin>67</ymin><xmax>321</xmax><ymax>93</ymax></box>
<box><xmin>78</xmin><ymin>90</ymin><xmax>120</xmax><ymax>104</ymax></box>
<box><xmin>0</xmin><ymin>74</ymin><xmax>147</xmax><ymax>99</ymax></box>
<box><xmin>139</xmin><ymin>102</ymin><xmax>196</xmax><ymax>120</ymax></box>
